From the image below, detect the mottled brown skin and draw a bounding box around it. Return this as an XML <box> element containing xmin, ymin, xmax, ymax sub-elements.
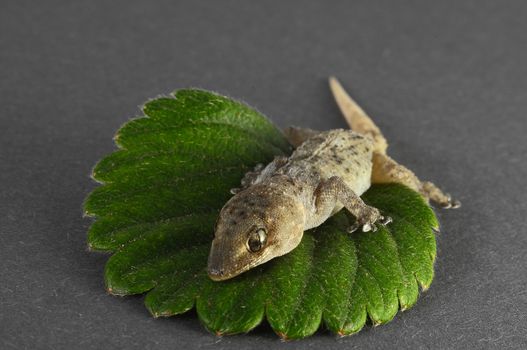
<box><xmin>208</xmin><ymin>130</ymin><xmax>386</xmax><ymax>280</ymax></box>
<box><xmin>207</xmin><ymin>78</ymin><xmax>460</xmax><ymax>281</ymax></box>
<box><xmin>208</xmin><ymin>181</ymin><xmax>305</xmax><ymax>280</ymax></box>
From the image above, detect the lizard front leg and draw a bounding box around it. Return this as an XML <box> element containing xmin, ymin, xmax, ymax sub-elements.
<box><xmin>309</xmin><ymin>176</ymin><xmax>391</xmax><ymax>232</ymax></box>
<box><xmin>230</xmin><ymin>156</ymin><xmax>289</xmax><ymax>194</ymax></box>
<box><xmin>230</xmin><ymin>163</ymin><xmax>264</xmax><ymax>194</ymax></box>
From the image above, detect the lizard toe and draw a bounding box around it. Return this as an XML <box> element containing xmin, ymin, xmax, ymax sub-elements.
<box><xmin>440</xmin><ymin>193</ymin><xmax>461</xmax><ymax>209</ymax></box>
<box><xmin>380</xmin><ymin>215</ymin><xmax>393</xmax><ymax>226</ymax></box>
<box><xmin>347</xmin><ymin>222</ymin><xmax>361</xmax><ymax>233</ymax></box>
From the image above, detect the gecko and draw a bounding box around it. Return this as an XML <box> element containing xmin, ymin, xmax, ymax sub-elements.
<box><xmin>207</xmin><ymin>77</ymin><xmax>460</xmax><ymax>281</ymax></box>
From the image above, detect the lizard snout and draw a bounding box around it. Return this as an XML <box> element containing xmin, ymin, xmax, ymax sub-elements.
<box><xmin>207</xmin><ymin>242</ymin><xmax>234</xmax><ymax>281</ymax></box>
<box><xmin>207</xmin><ymin>267</ymin><xmax>226</xmax><ymax>281</ymax></box>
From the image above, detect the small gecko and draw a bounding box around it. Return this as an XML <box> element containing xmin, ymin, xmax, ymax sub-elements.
<box><xmin>207</xmin><ymin>77</ymin><xmax>460</xmax><ymax>281</ymax></box>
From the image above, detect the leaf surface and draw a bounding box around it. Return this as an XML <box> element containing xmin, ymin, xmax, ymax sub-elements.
<box><xmin>85</xmin><ymin>89</ymin><xmax>438</xmax><ymax>339</ymax></box>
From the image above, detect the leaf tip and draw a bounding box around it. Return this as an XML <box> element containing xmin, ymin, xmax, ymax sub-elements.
<box><xmin>89</xmin><ymin>170</ymin><xmax>104</xmax><ymax>185</ymax></box>
<box><xmin>276</xmin><ymin>332</ymin><xmax>290</xmax><ymax>341</ymax></box>
<box><xmin>112</xmin><ymin>132</ymin><xmax>122</xmax><ymax>147</ymax></box>
<box><xmin>105</xmin><ymin>280</ymin><xmax>119</xmax><ymax>296</ymax></box>
<box><xmin>429</xmin><ymin>251</ymin><xmax>437</xmax><ymax>262</ymax></box>
<box><xmin>400</xmin><ymin>296</ymin><xmax>418</xmax><ymax>311</ymax></box>
<box><xmin>337</xmin><ymin>330</ymin><xmax>350</xmax><ymax>337</ymax></box>
<box><xmin>106</xmin><ymin>285</ymin><xmax>127</xmax><ymax>296</ymax></box>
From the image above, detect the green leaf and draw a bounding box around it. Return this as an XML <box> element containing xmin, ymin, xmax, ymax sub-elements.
<box><xmin>84</xmin><ymin>88</ymin><xmax>439</xmax><ymax>339</ymax></box>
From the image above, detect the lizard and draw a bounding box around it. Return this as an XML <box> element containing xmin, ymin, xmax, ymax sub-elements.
<box><xmin>207</xmin><ymin>77</ymin><xmax>460</xmax><ymax>281</ymax></box>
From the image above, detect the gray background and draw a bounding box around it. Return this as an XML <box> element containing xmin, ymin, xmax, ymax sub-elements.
<box><xmin>1</xmin><ymin>0</ymin><xmax>526</xmax><ymax>349</ymax></box>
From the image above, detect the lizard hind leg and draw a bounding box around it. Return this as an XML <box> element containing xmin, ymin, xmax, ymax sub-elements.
<box><xmin>371</xmin><ymin>152</ymin><xmax>461</xmax><ymax>209</ymax></box>
<box><xmin>230</xmin><ymin>163</ymin><xmax>264</xmax><ymax>194</ymax></box>
<box><xmin>230</xmin><ymin>156</ymin><xmax>289</xmax><ymax>194</ymax></box>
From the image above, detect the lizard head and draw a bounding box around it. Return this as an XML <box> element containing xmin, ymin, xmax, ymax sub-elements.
<box><xmin>207</xmin><ymin>184</ymin><xmax>305</xmax><ymax>281</ymax></box>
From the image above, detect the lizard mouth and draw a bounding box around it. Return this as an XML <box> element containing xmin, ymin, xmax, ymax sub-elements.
<box><xmin>207</xmin><ymin>267</ymin><xmax>229</xmax><ymax>281</ymax></box>
<box><xmin>207</xmin><ymin>246</ymin><xmax>270</xmax><ymax>281</ymax></box>
<box><xmin>208</xmin><ymin>264</ymin><xmax>251</xmax><ymax>281</ymax></box>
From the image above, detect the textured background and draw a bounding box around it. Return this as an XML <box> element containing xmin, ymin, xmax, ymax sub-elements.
<box><xmin>1</xmin><ymin>1</ymin><xmax>526</xmax><ymax>349</ymax></box>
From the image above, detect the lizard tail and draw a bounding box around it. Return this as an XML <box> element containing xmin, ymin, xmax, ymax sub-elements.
<box><xmin>329</xmin><ymin>77</ymin><xmax>388</xmax><ymax>155</ymax></box>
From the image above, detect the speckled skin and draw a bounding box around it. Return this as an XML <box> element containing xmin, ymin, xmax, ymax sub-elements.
<box><xmin>207</xmin><ymin>78</ymin><xmax>460</xmax><ymax>281</ymax></box>
<box><xmin>208</xmin><ymin>129</ymin><xmax>385</xmax><ymax>281</ymax></box>
<box><xmin>257</xmin><ymin>129</ymin><xmax>376</xmax><ymax>227</ymax></box>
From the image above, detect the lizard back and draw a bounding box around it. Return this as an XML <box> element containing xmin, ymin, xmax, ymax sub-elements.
<box><xmin>282</xmin><ymin>129</ymin><xmax>374</xmax><ymax>196</ymax></box>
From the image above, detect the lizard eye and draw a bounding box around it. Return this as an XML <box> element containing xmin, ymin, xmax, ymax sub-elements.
<box><xmin>246</xmin><ymin>228</ymin><xmax>267</xmax><ymax>253</ymax></box>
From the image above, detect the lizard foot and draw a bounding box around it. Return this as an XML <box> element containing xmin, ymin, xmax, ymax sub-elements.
<box><xmin>440</xmin><ymin>194</ymin><xmax>461</xmax><ymax>209</ymax></box>
<box><xmin>347</xmin><ymin>211</ymin><xmax>392</xmax><ymax>233</ymax></box>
